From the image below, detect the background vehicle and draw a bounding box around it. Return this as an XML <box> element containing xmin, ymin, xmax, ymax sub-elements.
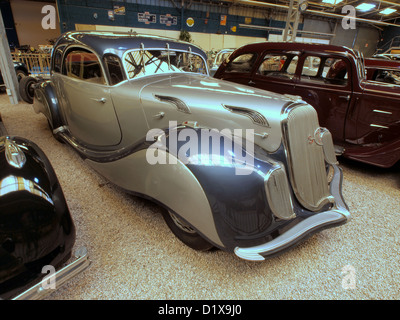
<box><xmin>0</xmin><ymin>61</ymin><xmax>29</xmax><ymax>89</ymax></box>
<box><xmin>365</xmin><ymin>58</ymin><xmax>400</xmax><ymax>85</ymax></box>
<box><xmin>215</xmin><ymin>42</ymin><xmax>400</xmax><ymax>168</ymax></box>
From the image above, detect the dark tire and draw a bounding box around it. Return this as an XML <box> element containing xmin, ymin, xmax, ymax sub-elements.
<box><xmin>19</xmin><ymin>76</ymin><xmax>38</xmax><ymax>104</ymax></box>
<box><xmin>15</xmin><ymin>69</ymin><xmax>28</xmax><ymax>82</ymax></box>
<box><xmin>161</xmin><ymin>209</ymin><xmax>214</xmax><ymax>251</ymax></box>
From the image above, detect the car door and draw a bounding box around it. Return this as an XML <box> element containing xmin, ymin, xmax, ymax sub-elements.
<box><xmin>55</xmin><ymin>47</ymin><xmax>122</xmax><ymax>147</ymax></box>
<box><xmin>353</xmin><ymin>80</ymin><xmax>400</xmax><ymax>145</ymax></box>
<box><xmin>293</xmin><ymin>54</ymin><xmax>353</xmax><ymax>143</ymax></box>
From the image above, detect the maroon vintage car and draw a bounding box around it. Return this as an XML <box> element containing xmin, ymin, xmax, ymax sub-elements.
<box><xmin>214</xmin><ymin>42</ymin><xmax>400</xmax><ymax>168</ymax></box>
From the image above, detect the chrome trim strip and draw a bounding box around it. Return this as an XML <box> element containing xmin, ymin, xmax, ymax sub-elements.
<box><xmin>12</xmin><ymin>247</ymin><xmax>90</xmax><ymax>300</ymax></box>
<box><xmin>373</xmin><ymin>109</ymin><xmax>392</xmax><ymax>115</ymax></box>
<box><xmin>234</xmin><ymin>165</ymin><xmax>350</xmax><ymax>261</ymax></box>
<box><xmin>370</xmin><ymin>124</ymin><xmax>389</xmax><ymax>129</ymax></box>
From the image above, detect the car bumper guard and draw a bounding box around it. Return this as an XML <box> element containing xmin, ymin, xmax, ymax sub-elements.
<box><xmin>234</xmin><ymin>165</ymin><xmax>350</xmax><ymax>261</ymax></box>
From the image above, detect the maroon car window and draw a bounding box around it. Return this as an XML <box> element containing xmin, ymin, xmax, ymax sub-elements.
<box><xmin>301</xmin><ymin>56</ymin><xmax>321</xmax><ymax>77</ymax></box>
<box><xmin>225</xmin><ymin>53</ymin><xmax>257</xmax><ymax>73</ymax></box>
<box><xmin>257</xmin><ymin>54</ymin><xmax>298</xmax><ymax>79</ymax></box>
<box><xmin>301</xmin><ymin>56</ymin><xmax>349</xmax><ymax>86</ymax></box>
<box><xmin>63</xmin><ymin>49</ymin><xmax>106</xmax><ymax>85</ymax></box>
<box><xmin>104</xmin><ymin>54</ymin><xmax>125</xmax><ymax>85</ymax></box>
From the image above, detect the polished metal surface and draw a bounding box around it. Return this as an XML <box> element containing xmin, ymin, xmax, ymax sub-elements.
<box><xmin>282</xmin><ymin>104</ymin><xmax>334</xmax><ymax>212</ymax></box>
<box><xmin>264</xmin><ymin>165</ymin><xmax>295</xmax><ymax>220</ymax></box>
<box><xmin>1</xmin><ymin>136</ymin><xmax>26</xmax><ymax>169</ymax></box>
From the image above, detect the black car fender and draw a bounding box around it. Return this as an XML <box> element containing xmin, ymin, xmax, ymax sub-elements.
<box><xmin>0</xmin><ymin>135</ymin><xmax>76</xmax><ymax>299</ymax></box>
<box><xmin>157</xmin><ymin>124</ymin><xmax>297</xmax><ymax>252</ymax></box>
<box><xmin>33</xmin><ymin>80</ymin><xmax>62</xmax><ymax>130</ymax></box>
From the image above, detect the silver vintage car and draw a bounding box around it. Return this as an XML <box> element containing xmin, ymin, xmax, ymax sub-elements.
<box><xmin>31</xmin><ymin>31</ymin><xmax>350</xmax><ymax>261</ymax></box>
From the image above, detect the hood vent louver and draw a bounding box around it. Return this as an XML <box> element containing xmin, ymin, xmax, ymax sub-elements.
<box><xmin>223</xmin><ymin>104</ymin><xmax>270</xmax><ymax>127</ymax></box>
<box><xmin>155</xmin><ymin>95</ymin><xmax>191</xmax><ymax>114</ymax></box>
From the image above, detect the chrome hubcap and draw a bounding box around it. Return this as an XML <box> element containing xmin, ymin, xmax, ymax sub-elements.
<box><xmin>169</xmin><ymin>211</ymin><xmax>196</xmax><ymax>234</ymax></box>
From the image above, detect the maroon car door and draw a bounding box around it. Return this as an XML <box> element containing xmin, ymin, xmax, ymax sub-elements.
<box><xmin>353</xmin><ymin>80</ymin><xmax>400</xmax><ymax>146</ymax></box>
<box><xmin>292</xmin><ymin>54</ymin><xmax>353</xmax><ymax>144</ymax></box>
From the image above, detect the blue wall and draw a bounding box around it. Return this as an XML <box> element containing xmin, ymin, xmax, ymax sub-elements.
<box><xmin>56</xmin><ymin>0</ymin><xmax>301</xmax><ymax>39</ymax></box>
<box><xmin>0</xmin><ymin>0</ymin><xmax>19</xmax><ymax>48</ymax></box>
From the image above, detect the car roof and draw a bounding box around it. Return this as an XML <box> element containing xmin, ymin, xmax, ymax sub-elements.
<box><xmin>54</xmin><ymin>31</ymin><xmax>207</xmax><ymax>60</ymax></box>
<box><xmin>232</xmin><ymin>42</ymin><xmax>358</xmax><ymax>58</ymax></box>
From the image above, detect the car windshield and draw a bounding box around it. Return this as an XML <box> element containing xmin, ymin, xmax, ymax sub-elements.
<box><xmin>123</xmin><ymin>48</ymin><xmax>207</xmax><ymax>79</ymax></box>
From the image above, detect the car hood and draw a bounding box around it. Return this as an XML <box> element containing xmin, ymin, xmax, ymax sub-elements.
<box><xmin>136</xmin><ymin>73</ymin><xmax>305</xmax><ymax>153</ymax></box>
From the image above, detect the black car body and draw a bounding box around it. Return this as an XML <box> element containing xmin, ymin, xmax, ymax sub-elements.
<box><xmin>0</xmin><ymin>114</ymin><xmax>88</xmax><ymax>299</ymax></box>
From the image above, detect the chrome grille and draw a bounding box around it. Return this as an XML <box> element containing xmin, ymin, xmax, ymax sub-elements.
<box><xmin>282</xmin><ymin>104</ymin><xmax>334</xmax><ymax>211</ymax></box>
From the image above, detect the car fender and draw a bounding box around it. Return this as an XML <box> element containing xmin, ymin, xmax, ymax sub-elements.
<box><xmin>33</xmin><ymin>80</ymin><xmax>62</xmax><ymax>129</ymax></box>
<box><xmin>0</xmin><ymin>135</ymin><xmax>76</xmax><ymax>299</ymax></box>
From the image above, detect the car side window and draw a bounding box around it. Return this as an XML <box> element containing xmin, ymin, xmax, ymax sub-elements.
<box><xmin>301</xmin><ymin>56</ymin><xmax>321</xmax><ymax>77</ymax></box>
<box><xmin>62</xmin><ymin>48</ymin><xmax>106</xmax><ymax>85</ymax></box>
<box><xmin>373</xmin><ymin>69</ymin><xmax>400</xmax><ymax>85</ymax></box>
<box><xmin>257</xmin><ymin>54</ymin><xmax>298</xmax><ymax>80</ymax></box>
<box><xmin>225</xmin><ymin>53</ymin><xmax>257</xmax><ymax>73</ymax></box>
<box><xmin>301</xmin><ymin>56</ymin><xmax>348</xmax><ymax>86</ymax></box>
<box><xmin>104</xmin><ymin>54</ymin><xmax>125</xmax><ymax>85</ymax></box>
<box><xmin>52</xmin><ymin>46</ymin><xmax>65</xmax><ymax>73</ymax></box>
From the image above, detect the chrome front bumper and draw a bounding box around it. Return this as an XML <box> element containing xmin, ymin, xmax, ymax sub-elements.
<box><xmin>234</xmin><ymin>165</ymin><xmax>350</xmax><ymax>261</ymax></box>
<box><xmin>12</xmin><ymin>247</ymin><xmax>90</xmax><ymax>300</ymax></box>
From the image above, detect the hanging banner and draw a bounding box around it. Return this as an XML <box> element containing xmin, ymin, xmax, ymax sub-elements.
<box><xmin>113</xmin><ymin>6</ymin><xmax>125</xmax><ymax>15</ymax></box>
<box><xmin>138</xmin><ymin>12</ymin><xmax>156</xmax><ymax>24</ymax></box>
<box><xmin>108</xmin><ymin>10</ymin><xmax>115</xmax><ymax>21</ymax></box>
<box><xmin>220</xmin><ymin>15</ymin><xmax>227</xmax><ymax>26</ymax></box>
<box><xmin>160</xmin><ymin>14</ymin><xmax>177</xmax><ymax>26</ymax></box>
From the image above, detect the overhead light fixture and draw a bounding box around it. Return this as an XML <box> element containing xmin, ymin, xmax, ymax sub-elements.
<box><xmin>322</xmin><ymin>0</ymin><xmax>344</xmax><ymax>4</ymax></box>
<box><xmin>356</xmin><ymin>3</ymin><xmax>376</xmax><ymax>12</ymax></box>
<box><xmin>379</xmin><ymin>8</ymin><xmax>397</xmax><ymax>15</ymax></box>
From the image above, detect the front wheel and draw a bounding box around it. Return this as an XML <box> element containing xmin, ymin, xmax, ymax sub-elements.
<box><xmin>19</xmin><ymin>76</ymin><xmax>38</xmax><ymax>104</ymax></box>
<box><xmin>161</xmin><ymin>209</ymin><xmax>214</xmax><ymax>251</ymax></box>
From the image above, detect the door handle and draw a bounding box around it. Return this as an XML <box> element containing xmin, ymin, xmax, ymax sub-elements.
<box><xmin>91</xmin><ymin>97</ymin><xmax>107</xmax><ymax>103</ymax></box>
<box><xmin>339</xmin><ymin>95</ymin><xmax>350</xmax><ymax>101</ymax></box>
<box><xmin>153</xmin><ymin>112</ymin><xmax>165</xmax><ymax>119</ymax></box>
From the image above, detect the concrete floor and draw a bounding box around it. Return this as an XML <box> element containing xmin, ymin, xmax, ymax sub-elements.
<box><xmin>1</xmin><ymin>93</ymin><xmax>399</xmax><ymax>300</ymax></box>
